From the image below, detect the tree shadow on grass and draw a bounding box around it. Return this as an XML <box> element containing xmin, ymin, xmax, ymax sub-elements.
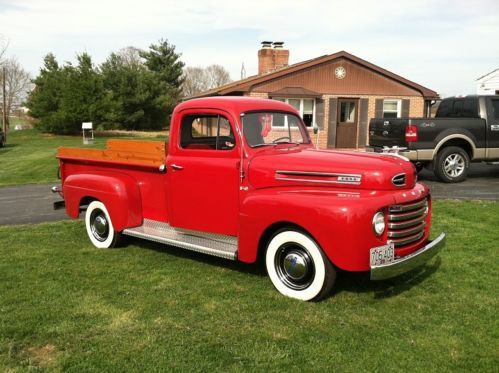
<box><xmin>124</xmin><ymin>236</ymin><xmax>267</xmax><ymax>278</ymax></box>
<box><xmin>333</xmin><ymin>256</ymin><xmax>442</xmax><ymax>299</ymax></box>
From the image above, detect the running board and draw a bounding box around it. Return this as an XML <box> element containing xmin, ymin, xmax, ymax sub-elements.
<box><xmin>122</xmin><ymin>219</ymin><xmax>238</xmax><ymax>260</ymax></box>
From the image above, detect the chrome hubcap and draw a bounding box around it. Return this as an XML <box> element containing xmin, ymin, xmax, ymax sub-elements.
<box><xmin>443</xmin><ymin>153</ymin><xmax>465</xmax><ymax>178</ymax></box>
<box><xmin>283</xmin><ymin>252</ymin><xmax>308</xmax><ymax>281</ymax></box>
<box><xmin>275</xmin><ymin>244</ymin><xmax>314</xmax><ymax>290</ymax></box>
<box><xmin>91</xmin><ymin>210</ymin><xmax>109</xmax><ymax>241</ymax></box>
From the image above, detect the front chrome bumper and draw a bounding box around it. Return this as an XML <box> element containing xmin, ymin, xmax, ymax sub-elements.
<box><xmin>370</xmin><ymin>232</ymin><xmax>446</xmax><ymax>280</ymax></box>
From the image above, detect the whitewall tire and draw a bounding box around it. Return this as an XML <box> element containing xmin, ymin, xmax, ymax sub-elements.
<box><xmin>85</xmin><ymin>201</ymin><xmax>121</xmax><ymax>248</ymax></box>
<box><xmin>265</xmin><ymin>229</ymin><xmax>336</xmax><ymax>301</ymax></box>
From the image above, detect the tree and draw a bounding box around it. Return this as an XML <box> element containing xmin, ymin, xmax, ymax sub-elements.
<box><xmin>204</xmin><ymin>65</ymin><xmax>231</xmax><ymax>89</ymax></box>
<box><xmin>27</xmin><ymin>38</ymin><xmax>186</xmax><ymax>133</ymax></box>
<box><xmin>100</xmin><ymin>48</ymin><xmax>154</xmax><ymax>130</ymax></box>
<box><xmin>139</xmin><ymin>39</ymin><xmax>185</xmax><ymax>129</ymax></box>
<box><xmin>26</xmin><ymin>54</ymin><xmax>62</xmax><ymax>122</ymax></box>
<box><xmin>1</xmin><ymin>58</ymin><xmax>32</xmax><ymax>127</ymax></box>
<box><xmin>27</xmin><ymin>53</ymin><xmax>107</xmax><ymax>134</ymax></box>
<box><xmin>0</xmin><ymin>35</ymin><xmax>8</xmax><ymax>66</ymax></box>
<box><xmin>182</xmin><ymin>64</ymin><xmax>232</xmax><ymax>98</ymax></box>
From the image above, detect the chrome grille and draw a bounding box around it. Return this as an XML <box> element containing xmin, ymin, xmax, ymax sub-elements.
<box><xmin>388</xmin><ymin>198</ymin><xmax>428</xmax><ymax>248</ymax></box>
<box><xmin>392</xmin><ymin>173</ymin><xmax>406</xmax><ymax>186</ymax></box>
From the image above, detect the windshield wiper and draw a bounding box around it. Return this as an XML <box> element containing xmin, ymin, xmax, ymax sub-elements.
<box><xmin>252</xmin><ymin>143</ymin><xmax>277</xmax><ymax>148</ymax></box>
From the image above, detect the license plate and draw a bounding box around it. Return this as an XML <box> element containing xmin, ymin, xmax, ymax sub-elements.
<box><xmin>370</xmin><ymin>242</ymin><xmax>395</xmax><ymax>266</ymax></box>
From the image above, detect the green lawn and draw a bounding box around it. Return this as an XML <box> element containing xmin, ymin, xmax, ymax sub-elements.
<box><xmin>0</xmin><ymin>201</ymin><xmax>497</xmax><ymax>371</ymax></box>
<box><xmin>0</xmin><ymin>128</ymin><xmax>167</xmax><ymax>187</ymax></box>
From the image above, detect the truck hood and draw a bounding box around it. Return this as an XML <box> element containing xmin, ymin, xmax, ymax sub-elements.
<box><xmin>247</xmin><ymin>147</ymin><xmax>416</xmax><ymax>190</ymax></box>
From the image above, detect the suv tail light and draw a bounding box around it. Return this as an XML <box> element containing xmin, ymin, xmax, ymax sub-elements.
<box><xmin>405</xmin><ymin>122</ymin><xmax>418</xmax><ymax>142</ymax></box>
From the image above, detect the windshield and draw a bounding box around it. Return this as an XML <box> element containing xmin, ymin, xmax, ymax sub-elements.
<box><xmin>242</xmin><ymin>112</ymin><xmax>311</xmax><ymax>148</ymax></box>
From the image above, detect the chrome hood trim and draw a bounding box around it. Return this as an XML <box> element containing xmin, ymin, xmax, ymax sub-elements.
<box><xmin>275</xmin><ymin>170</ymin><xmax>362</xmax><ymax>185</ymax></box>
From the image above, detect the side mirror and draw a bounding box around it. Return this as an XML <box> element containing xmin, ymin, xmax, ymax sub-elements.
<box><xmin>313</xmin><ymin>122</ymin><xmax>319</xmax><ymax>134</ymax></box>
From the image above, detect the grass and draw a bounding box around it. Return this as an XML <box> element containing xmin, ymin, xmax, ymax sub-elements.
<box><xmin>0</xmin><ymin>201</ymin><xmax>497</xmax><ymax>371</ymax></box>
<box><xmin>0</xmin><ymin>127</ymin><xmax>167</xmax><ymax>187</ymax></box>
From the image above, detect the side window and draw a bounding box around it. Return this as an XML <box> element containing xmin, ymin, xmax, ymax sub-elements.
<box><xmin>452</xmin><ymin>99</ymin><xmax>478</xmax><ymax>118</ymax></box>
<box><xmin>436</xmin><ymin>99</ymin><xmax>453</xmax><ymax>117</ymax></box>
<box><xmin>180</xmin><ymin>115</ymin><xmax>235</xmax><ymax>150</ymax></box>
<box><xmin>490</xmin><ymin>99</ymin><xmax>499</xmax><ymax>119</ymax></box>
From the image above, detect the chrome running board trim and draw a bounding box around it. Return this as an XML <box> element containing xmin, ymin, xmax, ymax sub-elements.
<box><xmin>123</xmin><ymin>219</ymin><xmax>238</xmax><ymax>260</ymax></box>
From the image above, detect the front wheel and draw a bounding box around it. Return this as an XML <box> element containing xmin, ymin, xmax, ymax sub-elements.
<box><xmin>85</xmin><ymin>201</ymin><xmax>122</xmax><ymax>248</ymax></box>
<box><xmin>434</xmin><ymin>146</ymin><xmax>470</xmax><ymax>183</ymax></box>
<box><xmin>265</xmin><ymin>229</ymin><xmax>336</xmax><ymax>301</ymax></box>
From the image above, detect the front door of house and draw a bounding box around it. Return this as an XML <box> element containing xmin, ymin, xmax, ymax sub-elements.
<box><xmin>336</xmin><ymin>99</ymin><xmax>359</xmax><ymax>148</ymax></box>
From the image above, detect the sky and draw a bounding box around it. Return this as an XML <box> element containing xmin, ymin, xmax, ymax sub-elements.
<box><xmin>0</xmin><ymin>0</ymin><xmax>498</xmax><ymax>97</ymax></box>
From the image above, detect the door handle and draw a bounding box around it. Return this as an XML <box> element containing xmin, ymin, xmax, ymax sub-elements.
<box><xmin>171</xmin><ymin>164</ymin><xmax>184</xmax><ymax>171</ymax></box>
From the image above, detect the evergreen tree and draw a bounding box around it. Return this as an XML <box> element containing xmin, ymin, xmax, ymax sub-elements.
<box><xmin>139</xmin><ymin>39</ymin><xmax>185</xmax><ymax>129</ymax></box>
<box><xmin>101</xmin><ymin>50</ymin><xmax>152</xmax><ymax>130</ymax></box>
<box><xmin>26</xmin><ymin>54</ymin><xmax>64</xmax><ymax>132</ymax></box>
<box><xmin>27</xmin><ymin>39</ymin><xmax>187</xmax><ymax>133</ymax></box>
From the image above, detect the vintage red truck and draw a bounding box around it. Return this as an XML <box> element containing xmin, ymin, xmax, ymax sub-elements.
<box><xmin>53</xmin><ymin>97</ymin><xmax>445</xmax><ymax>301</ymax></box>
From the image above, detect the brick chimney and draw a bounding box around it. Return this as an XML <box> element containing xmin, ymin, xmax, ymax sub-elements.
<box><xmin>258</xmin><ymin>41</ymin><xmax>289</xmax><ymax>75</ymax></box>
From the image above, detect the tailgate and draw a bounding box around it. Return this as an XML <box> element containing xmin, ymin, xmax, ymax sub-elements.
<box><xmin>368</xmin><ymin>118</ymin><xmax>408</xmax><ymax>148</ymax></box>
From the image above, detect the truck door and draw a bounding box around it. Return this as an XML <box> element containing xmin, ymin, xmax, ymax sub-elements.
<box><xmin>167</xmin><ymin>111</ymin><xmax>239</xmax><ymax>236</ymax></box>
<box><xmin>486</xmin><ymin>97</ymin><xmax>499</xmax><ymax>158</ymax></box>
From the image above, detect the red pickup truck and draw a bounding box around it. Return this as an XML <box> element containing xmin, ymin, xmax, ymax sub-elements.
<box><xmin>53</xmin><ymin>97</ymin><xmax>445</xmax><ymax>301</ymax></box>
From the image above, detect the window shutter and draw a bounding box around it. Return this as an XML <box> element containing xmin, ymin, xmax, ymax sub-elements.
<box><xmin>358</xmin><ymin>98</ymin><xmax>369</xmax><ymax>148</ymax></box>
<box><xmin>327</xmin><ymin>98</ymin><xmax>338</xmax><ymax>148</ymax></box>
<box><xmin>315</xmin><ymin>98</ymin><xmax>325</xmax><ymax>129</ymax></box>
<box><xmin>375</xmin><ymin>99</ymin><xmax>384</xmax><ymax>118</ymax></box>
<box><xmin>402</xmin><ymin>99</ymin><xmax>410</xmax><ymax>117</ymax></box>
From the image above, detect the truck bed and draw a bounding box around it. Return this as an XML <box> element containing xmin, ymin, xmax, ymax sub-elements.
<box><xmin>57</xmin><ymin>139</ymin><xmax>167</xmax><ymax>168</ymax></box>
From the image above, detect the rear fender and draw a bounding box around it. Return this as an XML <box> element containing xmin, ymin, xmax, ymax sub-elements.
<box><xmin>63</xmin><ymin>173</ymin><xmax>142</xmax><ymax>231</ymax></box>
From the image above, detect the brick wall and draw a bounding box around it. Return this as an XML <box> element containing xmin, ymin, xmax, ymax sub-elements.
<box><xmin>243</xmin><ymin>92</ymin><xmax>425</xmax><ymax>150</ymax></box>
<box><xmin>317</xmin><ymin>94</ymin><xmax>424</xmax><ymax>149</ymax></box>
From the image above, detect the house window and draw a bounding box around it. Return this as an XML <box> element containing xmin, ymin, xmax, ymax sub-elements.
<box><xmin>340</xmin><ymin>101</ymin><xmax>356</xmax><ymax>122</ymax></box>
<box><xmin>273</xmin><ymin>98</ymin><xmax>315</xmax><ymax>127</ymax></box>
<box><xmin>383</xmin><ymin>100</ymin><xmax>401</xmax><ymax>118</ymax></box>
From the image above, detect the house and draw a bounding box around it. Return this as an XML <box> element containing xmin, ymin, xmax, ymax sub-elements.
<box><xmin>476</xmin><ymin>68</ymin><xmax>499</xmax><ymax>95</ymax></box>
<box><xmin>195</xmin><ymin>42</ymin><xmax>439</xmax><ymax>149</ymax></box>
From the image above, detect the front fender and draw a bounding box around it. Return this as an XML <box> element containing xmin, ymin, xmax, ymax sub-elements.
<box><xmin>63</xmin><ymin>172</ymin><xmax>142</xmax><ymax>231</ymax></box>
<box><xmin>238</xmin><ymin>187</ymin><xmax>397</xmax><ymax>271</ymax></box>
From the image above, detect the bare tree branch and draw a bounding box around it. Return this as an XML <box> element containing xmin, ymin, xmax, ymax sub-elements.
<box><xmin>0</xmin><ymin>35</ymin><xmax>9</xmax><ymax>66</ymax></box>
<box><xmin>182</xmin><ymin>65</ymin><xmax>232</xmax><ymax>98</ymax></box>
<box><xmin>1</xmin><ymin>58</ymin><xmax>32</xmax><ymax>126</ymax></box>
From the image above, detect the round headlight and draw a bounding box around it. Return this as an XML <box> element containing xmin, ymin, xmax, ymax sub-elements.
<box><xmin>372</xmin><ymin>211</ymin><xmax>386</xmax><ymax>236</ymax></box>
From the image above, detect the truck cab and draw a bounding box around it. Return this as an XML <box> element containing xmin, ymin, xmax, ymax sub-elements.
<box><xmin>368</xmin><ymin>95</ymin><xmax>499</xmax><ymax>182</ymax></box>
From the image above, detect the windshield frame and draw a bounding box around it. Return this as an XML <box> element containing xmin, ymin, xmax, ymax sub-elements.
<box><xmin>241</xmin><ymin>110</ymin><xmax>312</xmax><ymax>149</ymax></box>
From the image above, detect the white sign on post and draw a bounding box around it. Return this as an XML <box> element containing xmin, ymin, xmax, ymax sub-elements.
<box><xmin>82</xmin><ymin>122</ymin><xmax>94</xmax><ymax>144</ymax></box>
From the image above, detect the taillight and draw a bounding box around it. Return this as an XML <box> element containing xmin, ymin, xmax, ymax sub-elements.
<box><xmin>405</xmin><ymin>122</ymin><xmax>418</xmax><ymax>142</ymax></box>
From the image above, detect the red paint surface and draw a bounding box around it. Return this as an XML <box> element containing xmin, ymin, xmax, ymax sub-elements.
<box><xmin>58</xmin><ymin>97</ymin><xmax>434</xmax><ymax>271</ymax></box>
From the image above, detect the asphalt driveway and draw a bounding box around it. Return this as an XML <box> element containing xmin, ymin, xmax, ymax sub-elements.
<box><xmin>0</xmin><ymin>183</ymin><xmax>67</xmax><ymax>226</ymax></box>
<box><xmin>0</xmin><ymin>162</ymin><xmax>498</xmax><ymax>226</ymax></box>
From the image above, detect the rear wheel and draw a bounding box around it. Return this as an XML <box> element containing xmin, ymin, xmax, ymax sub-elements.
<box><xmin>265</xmin><ymin>229</ymin><xmax>336</xmax><ymax>301</ymax></box>
<box><xmin>85</xmin><ymin>201</ymin><xmax>122</xmax><ymax>248</ymax></box>
<box><xmin>434</xmin><ymin>146</ymin><xmax>470</xmax><ymax>183</ymax></box>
